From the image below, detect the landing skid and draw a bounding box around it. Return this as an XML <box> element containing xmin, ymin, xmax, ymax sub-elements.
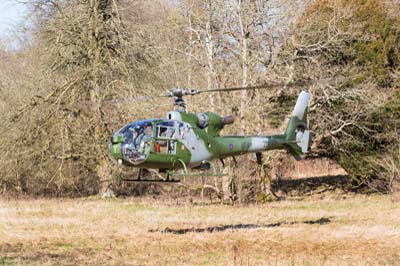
<box><xmin>167</xmin><ymin>159</ymin><xmax>229</xmax><ymax>178</ymax></box>
<box><xmin>119</xmin><ymin>178</ymin><xmax>181</xmax><ymax>184</ymax></box>
<box><xmin>119</xmin><ymin>159</ymin><xmax>230</xmax><ymax>184</ymax></box>
<box><xmin>119</xmin><ymin>168</ymin><xmax>180</xmax><ymax>183</ymax></box>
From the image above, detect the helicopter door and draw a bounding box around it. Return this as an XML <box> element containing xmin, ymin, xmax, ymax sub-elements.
<box><xmin>155</xmin><ymin>124</ymin><xmax>177</xmax><ymax>155</ymax></box>
<box><xmin>167</xmin><ymin>140</ymin><xmax>176</xmax><ymax>154</ymax></box>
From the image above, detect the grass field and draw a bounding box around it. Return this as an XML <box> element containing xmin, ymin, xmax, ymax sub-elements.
<box><xmin>1</xmin><ymin>194</ymin><xmax>399</xmax><ymax>265</ymax></box>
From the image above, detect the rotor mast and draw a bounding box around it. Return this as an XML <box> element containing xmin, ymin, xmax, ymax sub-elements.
<box><xmin>161</xmin><ymin>87</ymin><xmax>199</xmax><ymax>112</ymax></box>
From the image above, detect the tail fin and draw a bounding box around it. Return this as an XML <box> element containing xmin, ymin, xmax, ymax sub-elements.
<box><xmin>284</xmin><ymin>91</ymin><xmax>311</xmax><ymax>160</ymax></box>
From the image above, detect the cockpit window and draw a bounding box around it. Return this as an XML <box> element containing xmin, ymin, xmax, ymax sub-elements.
<box><xmin>157</xmin><ymin>126</ymin><xmax>176</xmax><ymax>139</ymax></box>
<box><xmin>155</xmin><ymin>121</ymin><xmax>187</xmax><ymax>139</ymax></box>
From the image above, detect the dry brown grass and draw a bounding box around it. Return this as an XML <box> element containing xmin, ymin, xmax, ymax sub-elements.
<box><xmin>1</xmin><ymin>194</ymin><xmax>399</xmax><ymax>265</ymax></box>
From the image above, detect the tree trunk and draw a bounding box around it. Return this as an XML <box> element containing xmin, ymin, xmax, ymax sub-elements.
<box><xmin>205</xmin><ymin>11</ymin><xmax>215</xmax><ymax>112</ymax></box>
<box><xmin>237</xmin><ymin>0</ymin><xmax>248</xmax><ymax>134</ymax></box>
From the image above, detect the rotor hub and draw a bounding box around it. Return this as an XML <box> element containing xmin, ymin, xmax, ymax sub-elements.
<box><xmin>160</xmin><ymin>87</ymin><xmax>199</xmax><ymax>112</ymax></box>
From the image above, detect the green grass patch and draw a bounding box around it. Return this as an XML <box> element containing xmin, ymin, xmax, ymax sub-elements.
<box><xmin>0</xmin><ymin>257</ymin><xmax>15</xmax><ymax>266</ymax></box>
<box><xmin>55</xmin><ymin>242</ymin><xmax>74</xmax><ymax>252</ymax></box>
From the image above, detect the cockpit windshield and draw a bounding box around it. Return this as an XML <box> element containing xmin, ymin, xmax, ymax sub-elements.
<box><xmin>116</xmin><ymin>120</ymin><xmax>154</xmax><ymax>164</ymax></box>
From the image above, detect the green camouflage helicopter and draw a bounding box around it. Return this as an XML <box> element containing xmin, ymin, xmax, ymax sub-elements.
<box><xmin>108</xmin><ymin>85</ymin><xmax>311</xmax><ymax>182</ymax></box>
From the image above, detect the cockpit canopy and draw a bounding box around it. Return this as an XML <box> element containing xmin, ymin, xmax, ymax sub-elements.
<box><xmin>114</xmin><ymin>120</ymin><xmax>155</xmax><ymax>164</ymax></box>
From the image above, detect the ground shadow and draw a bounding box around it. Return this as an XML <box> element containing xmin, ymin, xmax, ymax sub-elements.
<box><xmin>149</xmin><ymin>217</ymin><xmax>331</xmax><ymax>234</ymax></box>
<box><xmin>272</xmin><ymin>175</ymin><xmax>357</xmax><ymax>196</ymax></box>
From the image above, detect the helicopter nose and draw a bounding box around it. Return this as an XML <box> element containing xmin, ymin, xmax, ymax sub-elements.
<box><xmin>109</xmin><ymin>136</ymin><xmax>123</xmax><ymax>161</ymax></box>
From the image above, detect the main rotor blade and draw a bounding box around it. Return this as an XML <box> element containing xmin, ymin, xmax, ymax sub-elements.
<box><xmin>72</xmin><ymin>95</ymin><xmax>158</xmax><ymax>108</ymax></box>
<box><xmin>197</xmin><ymin>81</ymin><xmax>310</xmax><ymax>93</ymax></box>
<box><xmin>101</xmin><ymin>95</ymin><xmax>156</xmax><ymax>104</ymax></box>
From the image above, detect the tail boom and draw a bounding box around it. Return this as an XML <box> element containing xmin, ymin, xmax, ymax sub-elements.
<box><xmin>214</xmin><ymin>91</ymin><xmax>311</xmax><ymax>160</ymax></box>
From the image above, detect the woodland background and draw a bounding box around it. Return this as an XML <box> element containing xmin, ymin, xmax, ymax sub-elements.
<box><xmin>0</xmin><ymin>0</ymin><xmax>399</xmax><ymax>200</ymax></box>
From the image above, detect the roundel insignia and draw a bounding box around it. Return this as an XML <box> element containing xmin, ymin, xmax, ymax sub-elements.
<box><xmin>229</xmin><ymin>144</ymin><xmax>234</xmax><ymax>151</ymax></box>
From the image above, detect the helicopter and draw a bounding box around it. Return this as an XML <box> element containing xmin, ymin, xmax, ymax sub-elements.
<box><xmin>108</xmin><ymin>85</ymin><xmax>311</xmax><ymax>182</ymax></box>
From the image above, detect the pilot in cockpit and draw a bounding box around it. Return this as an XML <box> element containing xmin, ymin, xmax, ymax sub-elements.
<box><xmin>131</xmin><ymin>126</ymin><xmax>142</xmax><ymax>148</ymax></box>
<box><xmin>144</xmin><ymin>123</ymin><xmax>153</xmax><ymax>141</ymax></box>
<box><xmin>137</xmin><ymin>123</ymin><xmax>153</xmax><ymax>153</ymax></box>
<box><xmin>129</xmin><ymin>128</ymin><xmax>138</xmax><ymax>144</ymax></box>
